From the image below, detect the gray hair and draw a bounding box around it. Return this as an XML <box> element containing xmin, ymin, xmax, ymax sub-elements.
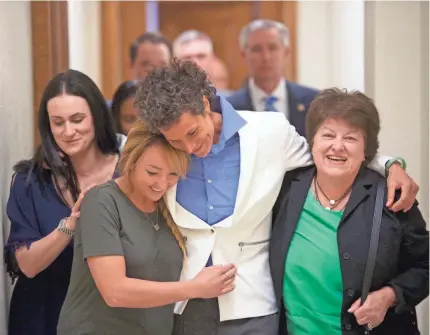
<box><xmin>173</xmin><ymin>30</ymin><xmax>214</xmax><ymax>56</ymax></box>
<box><xmin>239</xmin><ymin>19</ymin><xmax>290</xmax><ymax>50</ymax></box>
<box><xmin>135</xmin><ymin>59</ymin><xmax>216</xmax><ymax>133</ymax></box>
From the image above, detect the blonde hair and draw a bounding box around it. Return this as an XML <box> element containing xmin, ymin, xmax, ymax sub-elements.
<box><xmin>119</xmin><ymin>120</ymin><xmax>189</xmax><ymax>255</ymax></box>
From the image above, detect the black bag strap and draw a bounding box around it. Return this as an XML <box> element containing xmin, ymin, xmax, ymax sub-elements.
<box><xmin>360</xmin><ymin>179</ymin><xmax>385</xmax><ymax>306</ymax></box>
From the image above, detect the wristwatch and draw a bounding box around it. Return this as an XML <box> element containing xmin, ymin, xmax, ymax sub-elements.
<box><xmin>57</xmin><ymin>218</ymin><xmax>75</xmax><ymax>238</ymax></box>
<box><xmin>386</xmin><ymin>157</ymin><xmax>407</xmax><ymax>170</ymax></box>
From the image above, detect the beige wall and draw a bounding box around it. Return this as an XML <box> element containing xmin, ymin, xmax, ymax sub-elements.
<box><xmin>0</xmin><ymin>1</ymin><xmax>34</xmax><ymax>333</ymax></box>
<box><xmin>297</xmin><ymin>1</ymin><xmax>365</xmax><ymax>91</ymax></box>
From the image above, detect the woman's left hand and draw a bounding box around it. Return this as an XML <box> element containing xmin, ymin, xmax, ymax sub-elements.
<box><xmin>386</xmin><ymin>163</ymin><xmax>419</xmax><ymax>212</ymax></box>
<box><xmin>348</xmin><ymin>286</ymin><xmax>397</xmax><ymax>329</ymax></box>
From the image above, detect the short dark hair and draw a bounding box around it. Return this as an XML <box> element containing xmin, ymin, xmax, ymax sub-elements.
<box><xmin>14</xmin><ymin>69</ymin><xmax>119</xmax><ymax>202</ymax></box>
<box><xmin>306</xmin><ymin>88</ymin><xmax>380</xmax><ymax>165</ymax></box>
<box><xmin>129</xmin><ymin>32</ymin><xmax>172</xmax><ymax>64</ymax></box>
<box><xmin>111</xmin><ymin>80</ymin><xmax>138</xmax><ymax>134</ymax></box>
<box><xmin>135</xmin><ymin>59</ymin><xmax>216</xmax><ymax>133</ymax></box>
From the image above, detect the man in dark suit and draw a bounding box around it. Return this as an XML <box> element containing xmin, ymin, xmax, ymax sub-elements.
<box><xmin>227</xmin><ymin>19</ymin><xmax>318</xmax><ymax>137</ymax></box>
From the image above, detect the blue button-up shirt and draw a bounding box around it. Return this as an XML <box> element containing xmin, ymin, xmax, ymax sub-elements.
<box><xmin>176</xmin><ymin>96</ymin><xmax>247</xmax><ymax>225</ymax></box>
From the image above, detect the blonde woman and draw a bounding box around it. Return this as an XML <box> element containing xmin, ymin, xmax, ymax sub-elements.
<box><xmin>57</xmin><ymin>121</ymin><xmax>236</xmax><ymax>335</ymax></box>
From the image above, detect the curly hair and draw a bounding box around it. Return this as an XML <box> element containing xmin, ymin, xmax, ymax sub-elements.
<box><xmin>135</xmin><ymin>59</ymin><xmax>216</xmax><ymax>133</ymax></box>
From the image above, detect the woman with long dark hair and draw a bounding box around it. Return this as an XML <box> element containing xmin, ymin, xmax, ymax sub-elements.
<box><xmin>4</xmin><ymin>69</ymin><xmax>122</xmax><ymax>334</ymax></box>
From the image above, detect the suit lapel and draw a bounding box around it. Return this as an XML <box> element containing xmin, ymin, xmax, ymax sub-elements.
<box><xmin>286</xmin><ymin>82</ymin><xmax>307</xmax><ymax>136</ymax></box>
<box><xmin>164</xmin><ymin>185</ymin><xmax>210</xmax><ymax>230</ymax></box>
<box><xmin>232</xmin><ymin>118</ymin><xmax>258</xmax><ymax>223</ymax></box>
<box><xmin>279</xmin><ymin>167</ymin><xmax>314</xmax><ymax>256</ymax></box>
<box><xmin>272</xmin><ymin>167</ymin><xmax>314</xmax><ymax>296</ymax></box>
<box><xmin>339</xmin><ymin>168</ymin><xmax>374</xmax><ymax>227</ymax></box>
<box><xmin>241</xmin><ymin>84</ymin><xmax>255</xmax><ymax>110</ymax></box>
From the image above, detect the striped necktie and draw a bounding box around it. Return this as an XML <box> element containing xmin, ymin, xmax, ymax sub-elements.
<box><xmin>264</xmin><ymin>96</ymin><xmax>278</xmax><ymax>112</ymax></box>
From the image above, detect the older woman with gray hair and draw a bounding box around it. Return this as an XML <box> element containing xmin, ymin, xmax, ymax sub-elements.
<box><xmin>270</xmin><ymin>88</ymin><xmax>429</xmax><ymax>335</ymax></box>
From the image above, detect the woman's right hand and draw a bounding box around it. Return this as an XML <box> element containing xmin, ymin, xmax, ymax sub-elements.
<box><xmin>191</xmin><ymin>264</ymin><xmax>237</xmax><ymax>299</ymax></box>
<box><xmin>65</xmin><ymin>185</ymin><xmax>95</xmax><ymax>231</ymax></box>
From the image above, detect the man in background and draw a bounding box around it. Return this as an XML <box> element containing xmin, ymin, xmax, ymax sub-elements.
<box><xmin>107</xmin><ymin>32</ymin><xmax>172</xmax><ymax>121</ymax></box>
<box><xmin>173</xmin><ymin>30</ymin><xmax>231</xmax><ymax>96</ymax></box>
<box><xmin>227</xmin><ymin>19</ymin><xmax>318</xmax><ymax>136</ymax></box>
<box><xmin>129</xmin><ymin>32</ymin><xmax>172</xmax><ymax>80</ymax></box>
<box><xmin>173</xmin><ymin>30</ymin><xmax>213</xmax><ymax>70</ymax></box>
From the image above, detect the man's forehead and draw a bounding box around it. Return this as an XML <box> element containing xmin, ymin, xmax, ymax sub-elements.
<box><xmin>180</xmin><ymin>40</ymin><xmax>211</xmax><ymax>56</ymax></box>
<box><xmin>247</xmin><ymin>28</ymin><xmax>282</xmax><ymax>45</ymax></box>
<box><xmin>136</xmin><ymin>42</ymin><xmax>170</xmax><ymax>59</ymax></box>
<box><xmin>162</xmin><ymin>113</ymin><xmax>199</xmax><ymax>138</ymax></box>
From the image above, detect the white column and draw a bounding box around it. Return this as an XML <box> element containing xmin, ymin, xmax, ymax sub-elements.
<box><xmin>296</xmin><ymin>0</ymin><xmax>364</xmax><ymax>91</ymax></box>
<box><xmin>365</xmin><ymin>2</ymin><xmax>429</xmax><ymax>333</ymax></box>
<box><xmin>68</xmin><ymin>0</ymin><xmax>102</xmax><ymax>88</ymax></box>
<box><xmin>0</xmin><ymin>2</ymin><xmax>34</xmax><ymax>333</ymax></box>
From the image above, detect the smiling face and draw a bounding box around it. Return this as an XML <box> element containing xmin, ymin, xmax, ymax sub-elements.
<box><xmin>312</xmin><ymin>118</ymin><xmax>366</xmax><ymax>179</ymax></box>
<box><xmin>129</xmin><ymin>143</ymin><xmax>182</xmax><ymax>202</ymax></box>
<box><xmin>47</xmin><ymin>94</ymin><xmax>96</xmax><ymax>157</ymax></box>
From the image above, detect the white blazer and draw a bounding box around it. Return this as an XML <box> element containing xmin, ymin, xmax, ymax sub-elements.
<box><xmin>165</xmin><ymin>111</ymin><xmax>388</xmax><ymax>322</ymax></box>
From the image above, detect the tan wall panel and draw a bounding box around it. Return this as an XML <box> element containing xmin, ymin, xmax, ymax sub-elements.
<box><xmin>119</xmin><ymin>1</ymin><xmax>147</xmax><ymax>81</ymax></box>
<box><xmin>101</xmin><ymin>2</ymin><xmax>122</xmax><ymax>100</ymax></box>
<box><xmin>101</xmin><ymin>1</ymin><xmax>146</xmax><ymax>99</ymax></box>
<box><xmin>280</xmin><ymin>1</ymin><xmax>297</xmax><ymax>81</ymax></box>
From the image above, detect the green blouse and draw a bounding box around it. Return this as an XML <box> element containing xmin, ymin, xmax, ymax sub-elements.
<box><xmin>283</xmin><ymin>191</ymin><xmax>344</xmax><ymax>335</ymax></box>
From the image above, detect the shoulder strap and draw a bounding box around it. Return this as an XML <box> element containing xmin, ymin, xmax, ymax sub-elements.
<box><xmin>360</xmin><ymin>179</ymin><xmax>386</xmax><ymax>305</ymax></box>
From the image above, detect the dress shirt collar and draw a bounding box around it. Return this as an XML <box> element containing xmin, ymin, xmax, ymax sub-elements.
<box><xmin>249</xmin><ymin>77</ymin><xmax>286</xmax><ymax>109</ymax></box>
<box><xmin>209</xmin><ymin>95</ymin><xmax>247</xmax><ymax>155</ymax></box>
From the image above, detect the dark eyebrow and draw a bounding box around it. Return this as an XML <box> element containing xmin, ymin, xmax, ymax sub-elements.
<box><xmin>147</xmin><ymin>165</ymin><xmax>162</xmax><ymax>170</ymax></box>
<box><xmin>49</xmin><ymin>112</ymin><xmax>86</xmax><ymax>120</ymax></box>
<box><xmin>321</xmin><ymin>126</ymin><xmax>334</xmax><ymax>131</ymax></box>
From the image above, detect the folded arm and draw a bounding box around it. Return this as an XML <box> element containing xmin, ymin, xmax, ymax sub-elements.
<box><xmin>88</xmin><ymin>255</ymin><xmax>197</xmax><ymax>308</ymax></box>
